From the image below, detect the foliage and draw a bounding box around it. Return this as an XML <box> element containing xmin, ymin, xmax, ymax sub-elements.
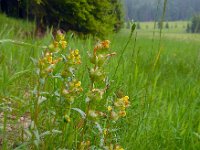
<box><xmin>165</xmin><ymin>22</ymin><xmax>169</xmax><ymax>29</ymax></box>
<box><xmin>186</xmin><ymin>22</ymin><xmax>191</xmax><ymax>33</ymax></box>
<box><xmin>191</xmin><ymin>14</ymin><xmax>200</xmax><ymax>33</ymax></box>
<box><xmin>0</xmin><ymin>0</ymin><xmax>123</xmax><ymax>37</ymax></box>
<box><xmin>157</xmin><ymin>21</ymin><xmax>162</xmax><ymax>29</ymax></box>
<box><xmin>136</xmin><ymin>22</ymin><xmax>141</xmax><ymax>29</ymax></box>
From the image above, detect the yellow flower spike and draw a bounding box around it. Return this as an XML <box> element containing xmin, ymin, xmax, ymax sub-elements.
<box><xmin>63</xmin><ymin>114</ymin><xmax>71</xmax><ymax>123</ymax></box>
<box><xmin>60</xmin><ymin>40</ymin><xmax>67</xmax><ymax>49</ymax></box>
<box><xmin>107</xmin><ymin>106</ymin><xmax>112</xmax><ymax>111</ymax></box>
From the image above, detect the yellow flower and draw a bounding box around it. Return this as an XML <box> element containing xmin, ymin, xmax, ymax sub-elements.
<box><xmin>52</xmin><ymin>57</ymin><xmax>62</xmax><ymax>64</ymax></box>
<box><xmin>107</xmin><ymin>106</ymin><xmax>112</xmax><ymax>111</ymax></box>
<box><xmin>74</xmin><ymin>49</ymin><xmax>79</xmax><ymax>55</ymax></box>
<box><xmin>123</xmin><ymin>96</ymin><xmax>129</xmax><ymax>101</ymax></box>
<box><xmin>103</xmin><ymin>129</ymin><xmax>108</xmax><ymax>135</ymax></box>
<box><xmin>57</xmin><ymin>31</ymin><xmax>65</xmax><ymax>40</ymax></box>
<box><xmin>123</xmin><ymin>96</ymin><xmax>130</xmax><ymax>107</ymax></box>
<box><xmin>75</xmin><ymin>81</ymin><xmax>81</xmax><ymax>87</ymax></box>
<box><xmin>101</xmin><ymin>40</ymin><xmax>110</xmax><ymax>49</ymax></box>
<box><xmin>53</xmin><ymin>41</ymin><xmax>59</xmax><ymax>48</ymax></box>
<box><xmin>119</xmin><ymin>110</ymin><xmax>126</xmax><ymax>117</ymax></box>
<box><xmin>115</xmin><ymin>145</ymin><xmax>124</xmax><ymax>150</ymax></box>
<box><xmin>60</xmin><ymin>40</ymin><xmax>67</xmax><ymax>49</ymax></box>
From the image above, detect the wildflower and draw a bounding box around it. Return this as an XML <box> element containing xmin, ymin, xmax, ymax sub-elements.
<box><xmin>119</xmin><ymin>110</ymin><xmax>126</xmax><ymax>117</ymax></box>
<box><xmin>123</xmin><ymin>96</ymin><xmax>130</xmax><ymax>107</ymax></box>
<box><xmin>75</xmin><ymin>81</ymin><xmax>81</xmax><ymax>87</ymax></box>
<box><xmin>94</xmin><ymin>40</ymin><xmax>110</xmax><ymax>54</ymax></box>
<box><xmin>115</xmin><ymin>145</ymin><xmax>124</xmax><ymax>150</ymax></box>
<box><xmin>56</xmin><ymin>31</ymin><xmax>65</xmax><ymax>41</ymax></box>
<box><xmin>67</xmin><ymin>50</ymin><xmax>81</xmax><ymax>65</ymax></box>
<box><xmin>107</xmin><ymin>106</ymin><xmax>112</xmax><ymax>111</ymax></box>
<box><xmin>101</xmin><ymin>40</ymin><xmax>110</xmax><ymax>49</ymax></box>
<box><xmin>103</xmin><ymin>129</ymin><xmax>108</xmax><ymax>135</ymax></box>
<box><xmin>52</xmin><ymin>57</ymin><xmax>62</xmax><ymax>64</ymax></box>
<box><xmin>60</xmin><ymin>40</ymin><xmax>67</xmax><ymax>49</ymax></box>
<box><xmin>74</xmin><ymin>49</ymin><xmax>79</xmax><ymax>55</ymax></box>
<box><xmin>94</xmin><ymin>43</ymin><xmax>102</xmax><ymax>53</ymax></box>
<box><xmin>110</xmin><ymin>111</ymin><xmax>119</xmax><ymax>121</ymax></box>
<box><xmin>53</xmin><ymin>41</ymin><xmax>59</xmax><ymax>48</ymax></box>
<box><xmin>114</xmin><ymin>99</ymin><xmax>125</xmax><ymax>108</ymax></box>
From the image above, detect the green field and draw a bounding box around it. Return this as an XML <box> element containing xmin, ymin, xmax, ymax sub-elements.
<box><xmin>1</xmin><ymin>14</ymin><xmax>200</xmax><ymax>149</ymax></box>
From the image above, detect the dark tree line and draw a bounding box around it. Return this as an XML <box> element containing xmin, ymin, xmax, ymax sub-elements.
<box><xmin>0</xmin><ymin>0</ymin><xmax>123</xmax><ymax>37</ymax></box>
<box><xmin>124</xmin><ymin>0</ymin><xmax>200</xmax><ymax>21</ymax></box>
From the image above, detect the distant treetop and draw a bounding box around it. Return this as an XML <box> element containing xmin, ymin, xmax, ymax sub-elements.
<box><xmin>124</xmin><ymin>0</ymin><xmax>200</xmax><ymax>21</ymax></box>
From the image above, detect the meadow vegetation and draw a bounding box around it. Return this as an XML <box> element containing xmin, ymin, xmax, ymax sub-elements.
<box><xmin>0</xmin><ymin>14</ymin><xmax>200</xmax><ymax>149</ymax></box>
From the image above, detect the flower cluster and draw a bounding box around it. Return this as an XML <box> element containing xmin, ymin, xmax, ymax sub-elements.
<box><xmin>36</xmin><ymin>31</ymin><xmax>82</xmax><ymax>126</ymax></box>
<box><xmin>49</xmin><ymin>31</ymin><xmax>68</xmax><ymax>51</ymax></box>
<box><xmin>62</xmin><ymin>79</ymin><xmax>83</xmax><ymax>103</ymax></box>
<box><xmin>88</xmin><ymin>40</ymin><xmax>115</xmax><ymax>83</ymax></box>
<box><xmin>94</xmin><ymin>40</ymin><xmax>110</xmax><ymax>53</ymax></box>
<box><xmin>80</xmin><ymin>40</ymin><xmax>130</xmax><ymax>149</ymax></box>
<box><xmin>33</xmin><ymin>33</ymin><xmax>130</xmax><ymax>150</ymax></box>
<box><xmin>67</xmin><ymin>49</ymin><xmax>81</xmax><ymax>65</ymax></box>
<box><xmin>38</xmin><ymin>52</ymin><xmax>62</xmax><ymax>75</ymax></box>
<box><xmin>108</xmin><ymin>96</ymin><xmax>130</xmax><ymax>121</ymax></box>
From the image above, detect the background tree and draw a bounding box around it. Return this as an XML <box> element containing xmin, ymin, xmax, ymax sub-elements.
<box><xmin>186</xmin><ymin>22</ymin><xmax>191</xmax><ymax>33</ymax></box>
<box><xmin>191</xmin><ymin>14</ymin><xmax>200</xmax><ymax>33</ymax></box>
<box><xmin>165</xmin><ymin>22</ymin><xmax>169</xmax><ymax>29</ymax></box>
<box><xmin>136</xmin><ymin>22</ymin><xmax>141</xmax><ymax>29</ymax></box>
<box><xmin>0</xmin><ymin>0</ymin><xmax>123</xmax><ymax>37</ymax></box>
<box><xmin>124</xmin><ymin>0</ymin><xmax>200</xmax><ymax>21</ymax></box>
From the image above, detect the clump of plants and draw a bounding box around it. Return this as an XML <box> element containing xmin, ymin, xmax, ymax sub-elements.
<box><xmin>11</xmin><ymin>31</ymin><xmax>130</xmax><ymax>149</ymax></box>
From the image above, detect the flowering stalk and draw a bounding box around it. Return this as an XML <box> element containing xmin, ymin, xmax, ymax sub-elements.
<box><xmin>33</xmin><ymin>31</ymin><xmax>130</xmax><ymax>149</ymax></box>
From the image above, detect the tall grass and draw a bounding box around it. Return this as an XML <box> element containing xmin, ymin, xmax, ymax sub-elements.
<box><xmin>1</xmin><ymin>11</ymin><xmax>200</xmax><ymax>149</ymax></box>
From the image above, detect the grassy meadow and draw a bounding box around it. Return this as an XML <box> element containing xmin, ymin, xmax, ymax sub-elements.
<box><xmin>0</xmin><ymin>14</ymin><xmax>200</xmax><ymax>149</ymax></box>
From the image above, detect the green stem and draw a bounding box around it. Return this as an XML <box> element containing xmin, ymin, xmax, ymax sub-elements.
<box><xmin>112</xmin><ymin>24</ymin><xmax>136</xmax><ymax>79</ymax></box>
